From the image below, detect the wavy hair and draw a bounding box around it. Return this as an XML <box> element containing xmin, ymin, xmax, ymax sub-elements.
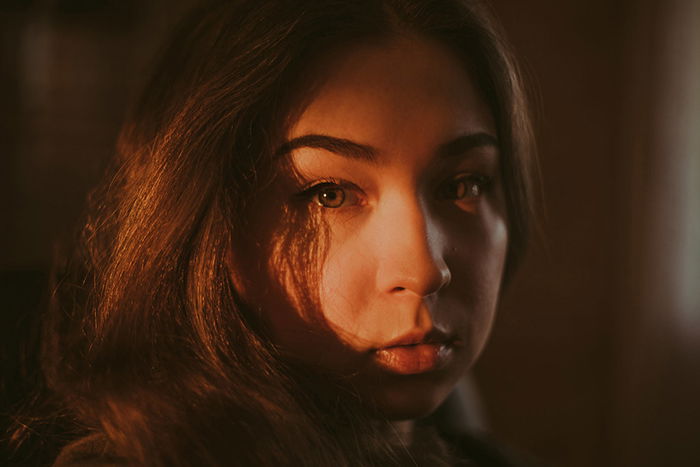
<box><xmin>12</xmin><ymin>0</ymin><xmax>535</xmax><ymax>465</ymax></box>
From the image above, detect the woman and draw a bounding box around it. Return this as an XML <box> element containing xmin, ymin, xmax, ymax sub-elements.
<box><xmin>19</xmin><ymin>0</ymin><xmax>535</xmax><ymax>465</ymax></box>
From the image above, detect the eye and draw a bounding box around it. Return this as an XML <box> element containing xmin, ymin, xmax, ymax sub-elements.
<box><xmin>297</xmin><ymin>179</ymin><xmax>363</xmax><ymax>209</ymax></box>
<box><xmin>315</xmin><ymin>185</ymin><xmax>345</xmax><ymax>208</ymax></box>
<box><xmin>439</xmin><ymin>173</ymin><xmax>492</xmax><ymax>201</ymax></box>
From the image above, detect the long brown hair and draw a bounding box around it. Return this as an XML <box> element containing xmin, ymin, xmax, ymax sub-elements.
<box><xmin>16</xmin><ymin>0</ymin><xmax>535</xmax><ymax>465</ymax></box>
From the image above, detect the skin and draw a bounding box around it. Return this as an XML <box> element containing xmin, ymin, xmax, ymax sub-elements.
<box><xmin>233</xmin><ymin>34</ymin><xmax>508</xmax><ymax>431</ymax></box>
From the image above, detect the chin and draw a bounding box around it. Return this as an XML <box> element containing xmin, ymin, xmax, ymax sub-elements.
<box><xmin>368</xmin><ymin>372</ymin><xmax>459</xmax><ymax>421</ymax></box>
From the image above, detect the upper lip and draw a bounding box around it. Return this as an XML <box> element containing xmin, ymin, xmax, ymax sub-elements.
<box><xmin>377</xmin><ymin>328</ymin><xmax>454</xmax><ymax>349</ymax></box>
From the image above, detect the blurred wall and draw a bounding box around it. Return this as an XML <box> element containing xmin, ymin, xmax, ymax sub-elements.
<box><xmin>2</xmin><ymin>0</ymin><xmax>698</xmax><ymax>466</ymax></box>
<box><xmin>1</xmin><ymin>0</ymin><xmax>191</xmax><ymax>269</ymax></box>
<box><xmin>475</xmin><ymin>1</ymin><xmax>624</xmax><ymax>465</ymax></box>
<box><xmin>477</xmin><ymin>0</ymin><xmax>700</xmax><ymax>466</ymax></box>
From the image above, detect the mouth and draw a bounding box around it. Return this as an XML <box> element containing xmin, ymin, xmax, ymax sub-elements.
<box><xmin>372</xmin><ymin>329</ymin><xmax>461</xmax><ymax>375</ymax></box>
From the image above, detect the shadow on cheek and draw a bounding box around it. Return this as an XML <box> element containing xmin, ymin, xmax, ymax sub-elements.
<box><xmin>232</xmin><ymin>196</ymin><xmax>356</xmax><ymax>357</ymax></box>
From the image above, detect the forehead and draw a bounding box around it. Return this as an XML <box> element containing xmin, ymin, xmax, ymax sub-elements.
<box><xmin>287</xmin><ymin>34</ymin><xmax>496</xmax><ymax>163</ymax></box>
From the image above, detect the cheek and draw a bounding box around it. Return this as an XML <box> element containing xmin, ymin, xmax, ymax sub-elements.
<box><xmin>317</xmin><ymin>233</ymin><xmax>376</xmax><ymax>340</ymax></box>
<box><xmin>450</xmin><ymin>209</ymin><xmax>508</xmax><ymax>353</ymax></box>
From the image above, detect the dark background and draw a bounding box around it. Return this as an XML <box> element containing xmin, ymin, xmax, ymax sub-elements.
<box><xmin>2</xmin><ymin>0</ymin><xmax>699</xmax><ymax>466</ymax></box>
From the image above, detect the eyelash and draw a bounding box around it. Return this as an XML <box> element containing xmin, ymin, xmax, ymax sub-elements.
<box><xmin>296</xmin><ymin>173</ymin><xmax>493</xmax><ymax>209</ymax></box>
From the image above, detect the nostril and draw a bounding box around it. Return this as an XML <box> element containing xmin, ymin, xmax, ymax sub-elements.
<box><xmin>384</xmin><ymin>262</ymin><xmax>451</xmax><ymax>297</ymax></box>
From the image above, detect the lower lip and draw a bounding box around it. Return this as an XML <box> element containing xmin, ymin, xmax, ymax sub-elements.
<box><xmin>373</xmin><ymin>343</ymin><xmax>452</xmax><ymax>375</ymax></box>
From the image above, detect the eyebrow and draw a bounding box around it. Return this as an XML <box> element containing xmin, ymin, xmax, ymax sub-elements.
<box><xmin>276</xmin><ymin>134</ymin><xmax>378</xmax><ymax>162</ymax></box>
<box><xmin>436</xmin><ymin>132</ymin><xmax>499</xmax><ymax>159</ymax></box>
<box><xmin>276</xmin><ymin>132</ymin><xmax>498</xmax><ymax>163</ymax></box>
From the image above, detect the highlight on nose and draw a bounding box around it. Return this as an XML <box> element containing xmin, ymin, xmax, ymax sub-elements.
<box><xmin>375</xmin><ymin>203</ymin><xmax>452</xmax><ymax>298</ymax></box>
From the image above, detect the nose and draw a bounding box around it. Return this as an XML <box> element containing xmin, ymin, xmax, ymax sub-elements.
<box><xmin>374</xmin><ymin>195</ymin><xmax>451</xmax><ymax>298</ymax></box>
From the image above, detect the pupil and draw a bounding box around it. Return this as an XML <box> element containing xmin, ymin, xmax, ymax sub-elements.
<box><xmin>318</xmin><ymin>188</ymin><xmax>344</xmax><ymax>207</ymax></box>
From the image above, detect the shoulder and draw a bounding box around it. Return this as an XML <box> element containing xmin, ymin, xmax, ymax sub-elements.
<box><xmin>53</xmin><ymin>434</ymin><xmax>128</xmax><ymax>467</ymax></box>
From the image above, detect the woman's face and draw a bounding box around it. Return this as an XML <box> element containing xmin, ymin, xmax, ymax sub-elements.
<box><xmin>233</xmin><ymin>35</ymin><xmax>507</xmax><ymax>419</ymax></box>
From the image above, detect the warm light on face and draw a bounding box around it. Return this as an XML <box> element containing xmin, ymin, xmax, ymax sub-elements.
<box><xmin>233</xmin><ymin>35</ymin><xmax>508</xmax><ymax>419</ymax></box>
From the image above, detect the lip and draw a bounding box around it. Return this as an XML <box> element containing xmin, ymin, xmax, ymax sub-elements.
<box><xmin>380</xmin><ymin>328</ymin><xmax>454</xmax><ymax>348</ymax></box>
<box><xmin>373</xmin><ymin>343</ymin><xmax>453</xmax><ymax>375</ymax></box>
<box><xmin>372</xmin><ymin>329</ymin><xmax>459</xmax><ymax>375</ymax></box>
